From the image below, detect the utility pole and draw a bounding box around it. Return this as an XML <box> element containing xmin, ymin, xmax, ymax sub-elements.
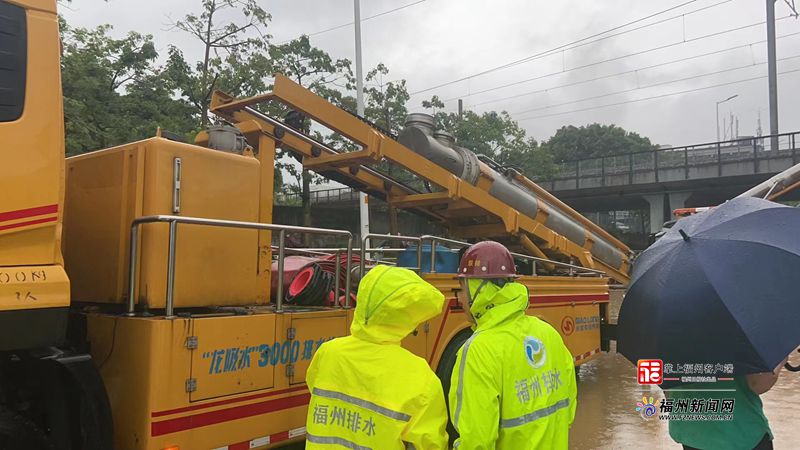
<box><xmin>730</xmin><ymin>113</ymin><xmax>734</xmax><ymax>140</ymax></box>
<box><xmin>458</xmin><ymin>99</ymin><xmax>464</xmax><ymax>119</ymax></box>
<box><xmin>354</xmin><ymin>0</ymin><xmax>370</xmax><ymax>242</ymax></box>
<box><xmin>766</xmin><ymin>0</ymin><xmax>779</xmax><ymax>151</ymax></box>
<box><xmin>716</xmin><ymin>94</ymin><xmax>738</xmax><ymax>141</ymax></box>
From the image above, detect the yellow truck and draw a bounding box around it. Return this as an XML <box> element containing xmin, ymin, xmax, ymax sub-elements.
<box><xmin>1</xmin><ymin>1</ymin><xmax>632</xmax><ymax>449</ymax></box>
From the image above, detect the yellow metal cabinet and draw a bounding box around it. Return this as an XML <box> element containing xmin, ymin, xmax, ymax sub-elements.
<box><xmin>64</xmin><ymin>137</ymin><xmax>263</xmax><ymax>309</ymax></box>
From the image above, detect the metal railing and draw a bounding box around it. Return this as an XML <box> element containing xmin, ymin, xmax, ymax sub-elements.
<box><xmin>359</xmin><ymin>233</ymin><xmax>423</xmax><ymax>279</ymax></box>
<box><xmin>275</xmin><ymin>187</ymin><xmax>361</xmax><ymax>206</ymax></box>
<box><xmin>127</xmin><ymin>215</ymin><xmax>353</xmax><ymax>317</ymax></box>
<box><xmin>419</xmin><ymin>235</ymin><xmax>606</xmax><ymax>277</ymax></box>
<box><xmin>539</xmin><ymin>131</ymin><xmax>800</xmax><ymax>190</ymax></box>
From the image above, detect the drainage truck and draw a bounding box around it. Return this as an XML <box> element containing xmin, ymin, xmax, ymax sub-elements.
<box><xmin>0</xmin><ymin>1</ymin><xmax>633</xmax><ymax>448</ymax></box>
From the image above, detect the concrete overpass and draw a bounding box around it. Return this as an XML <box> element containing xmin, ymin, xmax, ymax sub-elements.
<box><xmin>536</xmin><ymin>131</ymin><xmax>800</xmax><ymax>233</ymax></box>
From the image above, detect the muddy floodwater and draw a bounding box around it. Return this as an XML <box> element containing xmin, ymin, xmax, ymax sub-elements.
<box><xmin>569</xmin><ymin>290</ymin><xmax>800</xmax><ymax>449</ymax></box>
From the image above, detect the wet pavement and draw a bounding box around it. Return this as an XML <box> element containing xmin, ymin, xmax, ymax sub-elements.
<box><xmin>569</xmin><ymin>289</ymin><xmax>800</xmax><ymax>449</ymax></box>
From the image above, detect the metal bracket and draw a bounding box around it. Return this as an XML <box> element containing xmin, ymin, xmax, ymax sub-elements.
<box><xmin>185</xmin><ymin>378</ymin><xmax>197</xmax><ymax>393</ymax></box>
<box><xmin>287</xmin><ymin>327</ymin><xmax>296</xmax><ymax>341</ymax></box>
<box><xmin>172</xmin><ymin>157</ymin><xmax>182</xmax><ymax>213</ymax></box>
<box><xmin>185</xmin><ymin>336</ymin><xmax>198</xmax><ymax>350</ymax></box>
<box><xmin>285</xmin><ymin>364</ymin><xmax>295</xmax><ymax>377</ymax></box>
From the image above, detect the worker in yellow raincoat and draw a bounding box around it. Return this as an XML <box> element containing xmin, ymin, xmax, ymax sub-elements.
<box><xmin>305</xmin><ymin>265</ymin><xmax>448</xmax><ymax>450</ymax></box>
<box><xmin>449</xmin><ymin>241</ymin><xmax>577</xmax><ymax>449</ymax></box>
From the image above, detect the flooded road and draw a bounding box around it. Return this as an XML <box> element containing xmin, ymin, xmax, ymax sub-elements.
<box><xmin>569</xmin><ymin>290</ymin><xmax>800</xmax><ymax>449</ymax></box>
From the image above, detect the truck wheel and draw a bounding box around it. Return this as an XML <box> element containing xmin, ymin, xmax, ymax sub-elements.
<box><xmin>435</xmin><ymin>328</ymin><xmax>472</xmax><ymax>446</ymax></box>
<box><xmin>0</xmin><ymin>409</ymin><xmax>53</xmax><ymax>450</ymax></box>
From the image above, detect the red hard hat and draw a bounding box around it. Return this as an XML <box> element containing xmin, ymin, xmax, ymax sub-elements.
<box><xmin>457</xmin><ymin>241</ymin><xmax>518</xmax><ymax>278</ymax></box>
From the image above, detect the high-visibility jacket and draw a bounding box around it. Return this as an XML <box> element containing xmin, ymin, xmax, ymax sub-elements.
<box><xmin>449</xmin><ymin>279</ymin><xmax>577</xmax><ymax>450</ymax></box>
<box><xmin>306</xmin><ymin>265</ymin><xmax>448</xmax><ymax>450</ymax></box>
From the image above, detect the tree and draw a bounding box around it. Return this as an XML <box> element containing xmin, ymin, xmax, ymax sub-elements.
<box><xmin>167</xmin><ymin>0</ymin><xmax>272</xmax><ymax>128</ymax></box>
<box><xmin>541</xmin><ymin>123</ymin><xmax>657</xmax><ymax>162</ymax></box>
<box><xmin>60</xmin><ymin>18</ymin><xmax>194</xmax><ymax>155</ymax></box>
<box><xmin>421</xmin><ymin>98</ymin><xmax>556</xmax><ymax>180</ymax></box>
<box><xmin>268</xmin><ymin>36</ymin><xmax>353</xmax><ymax>236</ymax></box>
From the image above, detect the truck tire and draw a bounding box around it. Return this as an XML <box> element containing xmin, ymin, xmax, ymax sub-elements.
<box><xmin>434</xmin><ymin>328</ymin><xmax>472</xmax><ymax>446</ymax></box>
<box><xmin>0</xmin><ymin>409</ymin><xmax>53</xmax><ymax>450</ymax></box>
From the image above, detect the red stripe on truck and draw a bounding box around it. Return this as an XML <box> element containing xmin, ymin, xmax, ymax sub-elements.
<box><xmin>0</xmin><ymin>204</ymin><xmax>58</xmax><ymax>222</ymax></box>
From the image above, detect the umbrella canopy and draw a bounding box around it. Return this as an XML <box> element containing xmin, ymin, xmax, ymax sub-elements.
<box><xmin>618</xmin><ymin>197</ymin><xmax>800</xmax><ymax>375</ymax></box>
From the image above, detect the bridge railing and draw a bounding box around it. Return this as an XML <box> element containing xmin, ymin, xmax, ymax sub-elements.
<box><xmin>540</xmin><ymin>131</ymin><xmax>800</xmax><ymax>191</ymax></box>
<box><xmin>275</xmin><ymin>186</ymin><xmax>360</xmax><ymax>205</ymax></box>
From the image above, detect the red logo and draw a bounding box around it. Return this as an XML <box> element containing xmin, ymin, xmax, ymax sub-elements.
<box><xmin>637</xmin><ymin>359</ymin><xmax>663</xmax><ymax>385</ymax></box>
<box><xmin>561</xmin><ymin>316</ymin><xmax>575</xmax><ymax>336</ymax></box>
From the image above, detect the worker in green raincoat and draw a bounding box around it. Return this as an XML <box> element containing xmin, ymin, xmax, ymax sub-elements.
<box><xmin>449</xmin><ymin>241</ymin><xmax>577</xmax><ymax>449</ymax></box>
<box><xmin>306</xmin><ymin>265</ymin><xmax>448</xmax><ymax>450</ymax></box>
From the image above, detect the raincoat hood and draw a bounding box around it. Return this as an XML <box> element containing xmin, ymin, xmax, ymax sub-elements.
<box><xmin>351</xmin><ymin>265</ymin><xmax>445</xmax><ymax>344</ymax></box>
<box><xmin>467</xmin><ymin>279</ymin><xmax>529</xmax><ymax>329</ymax></box>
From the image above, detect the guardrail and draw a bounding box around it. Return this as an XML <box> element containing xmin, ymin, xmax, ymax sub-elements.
<box><xmin>420</xmin><ymin>235</ymin><xmax>606</xmax><ymax>277</ymax></box>
<box><xmin>276</xmin><ymin>187</ymin><xmax>360</xmax><ymax>205</ymax></box>
<box><xmin>359</xmin><ymin>233</ymin><xmax>422</xmax><ymax>279</ymax></box>
<box><xmin>537</xmin><ymin>131</ymin><xmax>800</xmax><ymax>191</ymax></box>
<box><xmin>127</xmin><ymin>215</ymin><xmax>353</xmax><ymax>317</ymax></box>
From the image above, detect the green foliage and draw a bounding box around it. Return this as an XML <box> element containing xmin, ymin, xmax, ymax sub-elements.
<box><xmin>167</xmin><ymin>0</ymin><xmax>272</xmax><ymax>127</ymax></box>
<box><xmin>60</xmin><ymin>18</ymin><xmax>195</xmax><ymax>155</ymax></box>
<box><xmin>266</xmin><ymin>35</ymin><xmax>354</xmax><ymax>195</ymax></box>
<box><xmin>542</xmin><ymin>123</ymin><xmax>658</xmax><ymax>162</ymax></box>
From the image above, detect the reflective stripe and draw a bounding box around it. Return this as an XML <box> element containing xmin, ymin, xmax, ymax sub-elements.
<box><xmin>500</xmin><ymin>398</ymin><xmax>571</xmax><ymax>428</ymax></box>
<box><xmin>453</xmin><ymin>332</ymin><xmax>480</xmax><ymax>428</ymax></box>
<box><xmin>306</xmin><ymin>433</ymin><xmax>372</xmax><ymax>450</ymax></box>
<box><xmin>312</xmin><ymin>388</ymin><xmax>411</xmax><ymax>422</ymax></box>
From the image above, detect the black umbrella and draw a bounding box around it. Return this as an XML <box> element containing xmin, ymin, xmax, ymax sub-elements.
<box><xmin>618</xmin><ymin>197</ymin><xmax>800</xmax><ymax>375</ymax></box>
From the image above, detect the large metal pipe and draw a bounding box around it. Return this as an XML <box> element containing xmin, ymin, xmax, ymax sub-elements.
<box><xmin>736</xmin><ymin>161</ymin><xmax>800</xmax><ymax>199</ymax></box>
<box><xmin>397</xmin><ymin>113</ymin><xmax>627</xmax><ymax>271</ymax></box>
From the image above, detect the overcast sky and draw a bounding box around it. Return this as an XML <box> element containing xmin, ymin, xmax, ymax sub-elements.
<box><xmin>61</xmin><ymin>0</ymin><xmax>800</xmax><ymax>148</ymax></box>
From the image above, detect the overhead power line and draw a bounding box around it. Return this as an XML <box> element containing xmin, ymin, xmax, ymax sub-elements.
<box><xmin>514</xmin><ymin>68</ymin><xmax>800</xmax><ymax>122</ymax></box>
<box><xmin>276</xmin><ymin>0</ymin><xmax>426</xmax><ymax>45</ymax></box>
<box><xmin>471</xmin><ymin>31</ymin><xmax>800</xmax><ymax>109</ymax></box>
<box><xmin>448</xmin><ymin>15</ymin><xmax>795</xmax><ymax>104</ymax></box>
<box><xmin>410</xmin><ymin>0</ymin><xmax>713</xmax><ymax>95</ymax></box>
<box><xmin>511</xmin><ymin>53</ymin><xmax>800</xmax><ymax>116</ymax></box>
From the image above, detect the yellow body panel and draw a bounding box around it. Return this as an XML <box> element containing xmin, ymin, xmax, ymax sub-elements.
<box><xmin>0</xmin><ymin>0</ymin><xmax>68</xmax><ymax>311</ymax></box>
<box><xmin>64</xmin><ymin>138</ymin><xmax>263</xmax><ymax>308</ymax></box>
<box><xmin>0</xmin><ymin>265</ymin><xmax>69</xmax><ymax>310</ymax></box>
<box><xmin>87</xmin><ymin>276</ymin><xmax>606</xmax><ymax>450</ymax></box>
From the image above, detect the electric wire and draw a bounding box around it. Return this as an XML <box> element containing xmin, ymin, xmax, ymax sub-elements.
<box><xmin>470</xmin><ymin>31</ymin><xmax>800</xmax><ymax>109</ymax></box>
<box><xmin>444</xmin><ymin>15</ymin><xmax>794</xmax><ymax>103</ymax></box>
<box><xmin>511</xmin><ymin>53</ymin><xmax>800</xmax><ymax>116</ymax></box>
<box><xmin>514</xmin><ymin>68</ymin><xmax>800</xmax><ymax>122</ymax></box>
<box><xmin>275</xmin><ymin>0</ymin><xmax>426</xmax><ymax>45</ymax></box>
<box><xmin>410</xmin><ymin>0</ymin><xmax>714</xmax><ymax>95</ymax></box>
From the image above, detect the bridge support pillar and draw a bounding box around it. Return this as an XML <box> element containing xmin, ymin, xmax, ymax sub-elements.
<box><xmin>644</xmin><ymin>192</ymin><xmax>692</xmax><ymax>233</ymax></box>
<box><xmin>668</xmin><ymin>192</ymin><xmax>691</xmax><ymax>216</ymax></box>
